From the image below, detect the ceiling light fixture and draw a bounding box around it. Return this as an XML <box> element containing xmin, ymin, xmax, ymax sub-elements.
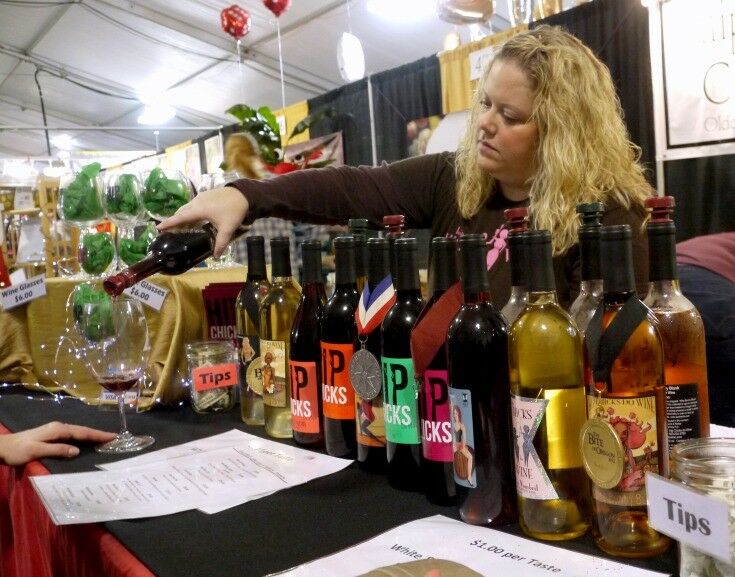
<box><xmin>366</xmin><ymin>0</ymin><xmax>436</xmax><ymax>22</ymax></box>
<box><xmin>137</xmin><ymin>103</ymin><xmax>177</xmax><ymax>125</ymax></box>
<box><xmin>50</xmin><ymin>133</ymin><xmax>77</xmax><ymax>150</ymax></box>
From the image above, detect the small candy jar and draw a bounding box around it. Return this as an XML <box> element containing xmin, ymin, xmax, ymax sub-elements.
<box><xmin>141</xmin><ymin>168</ymin><xmax>192</xmax><ymax>221</ymax></box>
<box><xmin>185</xmin><ymin>340</ymin><xmax>238</xmax><ymax>413</ymax></box>
<box><xmin>672</xmin><ymin>438</ymin><xmax>735</xmax><ymax>577</ymax></box>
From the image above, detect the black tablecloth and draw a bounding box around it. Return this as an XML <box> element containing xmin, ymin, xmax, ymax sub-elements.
<box><xmin>0</xmin><ymin>391</ymin><xmax>678</xmax><ymax>577</ymax></box>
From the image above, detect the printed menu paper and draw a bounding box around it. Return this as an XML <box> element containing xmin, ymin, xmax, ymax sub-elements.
<box><xmin>31</xmin><ymin>430</ymin><xmax>352</xmax><ymax>525</ymax></box>
<box><xmin>274</xmin><ymin>515</ymin><xmax>668</xmax><ymax>577</ymax></box>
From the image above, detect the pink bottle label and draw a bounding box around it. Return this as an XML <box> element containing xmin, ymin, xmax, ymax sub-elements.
<box><xmin>421</xmin><ymin>369</ymin><xmax>453</xmax><ymax>462</ymax></box>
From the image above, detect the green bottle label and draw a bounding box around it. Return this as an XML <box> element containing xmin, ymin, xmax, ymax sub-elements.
<box><xmin>382</xmin><ymin>356</ymin><xmax>420</xmax><ymax>444</ymax></box>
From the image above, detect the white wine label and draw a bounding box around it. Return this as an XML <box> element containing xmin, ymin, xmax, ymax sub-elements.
<box><xmin>260</xmin><ymin>339</ymin><xmax>287</xmax><ymax>407</ymax></box>
<box><xmin>586</xmin><ymin>394</ymin><xmax>658</xmax><ymax>507</ymax></box>
<box><xmin>448</xmin><ymin>387</ymin><xmax>476</xmax><ymax>488</ymax></box>
<box><xmin>664</xmin><ymin>383</ymin><xmax>701</xmax><ymax>451</ymax></box>
<box><xmin>511</xmin><ymin>394</ymin><xmax>559</xmax><ymax>500</ymax></box>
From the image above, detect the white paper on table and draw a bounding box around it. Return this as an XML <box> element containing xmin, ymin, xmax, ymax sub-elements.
<box><xmin>710</xmin><ymin>423</ymin><xmax>735</xmax><ymax>438</ymax></box>
<box><xmin>272</xmin><ymin>515</ymin><xmax>669</xmax><ymax>577</ymax></box>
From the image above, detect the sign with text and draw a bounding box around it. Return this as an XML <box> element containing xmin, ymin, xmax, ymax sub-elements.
<box><xmin>646</xmin><ymin>472</ymin><xmax>732</xmax><ymax>563</ymax></box>
<box><xmin>469</xmin><ymin>45</ymin><xmax>496</xmax><ymax>81</ymax></box>
<box><xmin>0</xmin><ymin>274</ymin><xmax>46</xmax><ymax>310</ymax></box>
<box><xmin>662</xmin><ymin>0</ymin><xmax>735</xmax><ymax>146</ymax></box>
<box><xmin>278</xmin><ymin>515</ymin><xmax>667</xmax><ymax>577</ymax></box>
<box><xmin>123</xmin><ymin>279</ymin><xmax>168</xmax><ymax>311</ymax></box>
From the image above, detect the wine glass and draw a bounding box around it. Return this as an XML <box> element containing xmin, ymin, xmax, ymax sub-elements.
<box><xmin>77</xmin><ymin>296</ymin><xmax>155</xmax><ymax>453</ymax></box>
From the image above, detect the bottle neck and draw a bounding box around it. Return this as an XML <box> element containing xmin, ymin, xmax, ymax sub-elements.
<box><xmin>507</xmin><ymin>233</ymin><xmax>527</xmax><ymax>288</ymax></box>
<box><xmin>648</xmin><ymin>226</ymin><xmax>678</xmax><ymax>282</ymax></box>
<box><xmin>506</xmin><ymin>285</ymin><xmax>528</xmax><ymax>301</ymax></box>
<box><xmin>648</xmin><ymin>279</ymin><xmax>682</xmax><ymax>299</ymax></box>
<box><xmin>527</xmin><ymin>290</ymin><xmax>559</xmax><ymax>306</ymax></box>
<box><xmin>579</xmin><ymin>231</ymin><xmax>602</xmax><ymax>281</ymax></box>
<box><xmin>103</xmin><ymin>255</ymin><xmax>162</xmax><ymax>296</ymax></box>
<box><xmin>603</xmin><ymin>290</ymin><xmax>637</xmax><ymax>308</ymax></box>
<box><xmin>579</xmin><ymin>279</ymin><xmax>604</xmax><ymax>297</ymax></box>
<box><xmin>463</xmin><ymin>289</ymin><xmax>491</xmax><ymax>305</ymax></box>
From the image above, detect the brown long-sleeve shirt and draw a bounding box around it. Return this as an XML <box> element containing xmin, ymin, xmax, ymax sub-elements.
<box><xmin>231</xmin><ymin>152</ymin><xmax>649</xmax><ymax>308</ymax></box>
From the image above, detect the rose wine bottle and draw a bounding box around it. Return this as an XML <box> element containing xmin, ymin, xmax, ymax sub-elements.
<box><xmin>104</xmin><ymin>223</ymin><xmax>237</xmax><ymax>296</ymax></box>
<box><xmin>235</xmin><ymin>236</ymin><xmax>270</xmax><ymax>426</ymax></box>
<box><xmin>290</xmin><ymin>240</ymin><xmax>326</xmax><ymax>447</ymax></box>
<box><xmin>500</xmin><ymin>207</ymin><xmax>529</xmax><ymax>325</ymax></box>
<box><xmin>321</xmin><ymin>236</ymin><xmax>360</xmax><ymax>457</ymax></box>
<box><xmin>508</xmin><ymin>230</ymin><xmax>591</xmax><ymax>540</ymax></box>
<box><xmin>643</xmin><ymin>196</ymin><xmax>709</xmax><ymax>475</ymax></box>
<box><xmin>260</xmin><ymin>237</ymin><xmax>301</xmax><ymax>439</ymax></box>
<box><xmin>382</xmin><ymin>237</ymin><xmax>425</xmax><ymax>491</ymax></box>
<box><xmin>419</xmin><ymin>237</ymin><xmax>459</xmax><ymax>506</ymax></box>
<box><xmin>355</xmin><ymin>237</ymin><xmax>391</xmax><ymax>472</ymax></box>
<box><xmin>447</xmin><ymin>234</ymin><xmax>516</xmax><ymax>526</ymax></box>
<box><xmin>581</xmin><ymin>224</ymin><xmax>670</xmax><ymax>558</ymax></box>
<box><xmin>569</xmin><ymin>203</ymin><xmax>605</xmax><ymax>334</ymax></box>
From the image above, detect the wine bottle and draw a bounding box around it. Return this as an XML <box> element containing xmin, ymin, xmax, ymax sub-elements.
<box><xmin>508</xmin><ymin>230</ymin><xmax>591</xmax><ymax>540</ymax></box>
<box><xmin>353</xmin><ymin>237</ymin><xmax>391</xmax><ymax>472</ymax></box>
<box><xmin>235</xmin><ymin>236</ymin><xmax>270</xmax><ymax>426</ymax></box>
<box><xmin>321</xmin><ymin>236</ymin><xmax>360</xmax><ymax>457</ymax></box>
<box><xmin>500</xmin><ymin>207</ymin><xmax>529</xmax><ymax>325</ymax></box>
<box><xmin>419</xmin><ymin>237</ymin><xmax>459</xmax><ymax>506</ymax></box>
<box><xmin>581</xmin><ymin>224</ymin><xmax>670</xmax><ymax>558</ymax></box>
<box><xmin>348</xmin><ymin>218</ymin><xmax>369</xmax><ymax>294</ymax></box>
<box><xmin>382</xmin><ymin>237</ymin><xmax>425</xmax><ymax>491</ymax></box>
<box><xmin>103</xmin><ymin>223</ymin><xmax>241</xmax><ymax>296</ymax></box>
<box><xmin>569</xmin><ymin>203</ymin><xmax>605</xmax><ymax>334</ymax></box>
<box><xmin>290</xmin><ymin>240</ymin><xmax>327</xmax><ymax>447</ymax></box>
<box><xmin>260</xmin><ymin>237</ymin><xmax>301</xmax><ymax>439</ymax></box>
<box><xmin>383</xmin><ymin>214</ymin><xmax>405</xmax><ymax>280</ymax></box>
<box><xmin>643</xmin><ymin>196</ymin><xmax>709</xmax><ymax>475</ymax></box>
<box><xmin>447</xmin><ymin>233</ymin><xmax>516</xmax><ymax>526</ymax></box>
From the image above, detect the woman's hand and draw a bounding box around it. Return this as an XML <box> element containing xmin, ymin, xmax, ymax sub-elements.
<box><xmin>157</xmin><ymin>186</ymin><xmax>249</xmax><ymax>257</ymax></box>
<box><xmin>0</xmin><ymin>422</ymin><xmax>117</xmax><ymax>466</ymax></box>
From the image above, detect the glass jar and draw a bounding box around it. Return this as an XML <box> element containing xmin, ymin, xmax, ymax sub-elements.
<box><xmin>672</xmin><ymin>438</ymin><xmax>735</xmax><ymax>577</ymax></box>
<box><xmin>185</xmin><ymin>340</ymin><xmax>238</xmax><ymax>413</ymax></box>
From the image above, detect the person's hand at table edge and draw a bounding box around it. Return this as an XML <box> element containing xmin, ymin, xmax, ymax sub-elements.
<box><xmin>157</xmin><ymin>186</ymin><xmax>249</xmax><ymax>258</ymax></box>
<box><xmin>0</xmin><ymin>422</ymin><xmax>117</xmax><ymax>466</ymax></box>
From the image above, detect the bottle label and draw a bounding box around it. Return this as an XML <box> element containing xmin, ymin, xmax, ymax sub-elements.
<box><xmin>421</xmin><ymin>369</ymin><xmax>452</xmax><ymax>462</ymax></box>
<box><xmin>585</xmin><ymin>394</ymin><xmax>659</xmax><ymax>507</ymax></box>
<box><xmin>510</xmin><ymin>394</ymin><xmax>559</xmax><ymax>500</ymax></box>
<box><xmin>664</xmin><ymin>383</ymin><xmax>701</xmax><ymax>451</ymax></box>
<box><xmin>355</xmin><ymin>394</ymin><xmax>386</xmax><ymax>447</ymax></box>
<box><xmin>321</xmin><ymin>342</ymin><xmax>356</xmax><ymax>420</ymax></box>
<box><xmin>289</xmin><ymin>360</ymin><xmax>319</xmax><ymax>433</ymax></box>
<box><xmin>260</xmin><ymin>339</ymin><xmax>287</xmax><ymax>407</ymax></box>
<box><xmin>238</xmin><ymin>335</ymin><xmax>263</xmax><ymax>397</ymax></box>
<box><xmin>382</xmin><ymin>357</ymin><xmax>420</xmax><ymax>445</ymax></box>
<box><xmin>448</xmin><ymin>387</ymin><xmax>476</xmax><ymax>488</ymax></box>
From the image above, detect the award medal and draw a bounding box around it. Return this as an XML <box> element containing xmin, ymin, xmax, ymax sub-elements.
<box><xmin>349</xmin><ymin>275</ymin><xmax>395</xmax><ymax>400</ymax></box>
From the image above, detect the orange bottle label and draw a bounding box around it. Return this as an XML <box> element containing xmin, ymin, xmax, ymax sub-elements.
<box><xmin>192</xmin><ymin>363</ymin><xmax>239</xmax><ymax>392</ymax></box>
<box><xmin>289</xmin><ymin>360</ymin><xmax>320</xmax><ymax>433</ymax></box>
<box><xmin>320</xmin><ymin>342</ymin><xmax>355</xmax><ymax>420</ymax></box>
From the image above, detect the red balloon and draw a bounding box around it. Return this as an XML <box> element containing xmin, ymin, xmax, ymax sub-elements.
<box><xmin>220</xmin><ymin>5</ymin><xmax>251</xmax><ymax>40</ymax></box>
<box><xmin>263</xmin><ymin>0</ymin><xmax>291</xmax><ymax>18</ymax></box>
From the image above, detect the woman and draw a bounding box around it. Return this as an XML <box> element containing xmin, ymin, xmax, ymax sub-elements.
<box><xmin>160</xmin><ymin>26</ymin><xmax>652</xmax><ymax>307</ymax></box>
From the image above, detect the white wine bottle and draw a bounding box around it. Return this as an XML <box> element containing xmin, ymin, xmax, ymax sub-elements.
<box><xmin>260</xmin><ymin>237</ymin><xmax>302</xmax><ymax>438</ymax></box>
<box><xmin>508</xmin><ymin>230</ymin><xmax>591</xmax><ymax>541</ymax></box>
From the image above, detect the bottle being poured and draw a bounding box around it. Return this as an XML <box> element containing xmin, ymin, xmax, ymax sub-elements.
<box><xmin>104</xmin><ymin>223</ymin><xmax>242</xmax><ymax>297</ymax></box>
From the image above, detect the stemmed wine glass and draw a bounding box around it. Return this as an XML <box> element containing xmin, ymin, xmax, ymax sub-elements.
<box><xmin>76</xmin><ymin>296</ymin><xmax>155</xmax><ymax>453</ymax></box>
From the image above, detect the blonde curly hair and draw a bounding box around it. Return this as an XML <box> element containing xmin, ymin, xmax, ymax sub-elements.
<box><xmin>455</xmin><ymin>25</ymin><xmax>653</xmax><ymax>255</ymax></box>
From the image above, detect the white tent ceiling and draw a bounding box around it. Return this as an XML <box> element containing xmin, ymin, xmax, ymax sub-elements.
<box><xmin>0</xmin><ymin>0</ymin><xmax>513</xmax><ymax>158</ymax></box>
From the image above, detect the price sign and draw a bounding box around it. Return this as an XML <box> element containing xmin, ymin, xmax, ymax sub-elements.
<box><xmin>0</xmin><ymin>274</ymin><xmax>46</xmax><ymax>311</ymax></box>
<box><xmin>123</xmin><ymin>279</ymin><xmax>168</xmax><ymax>311</ymax></box>
<box><xmin>13</xmin><ymin>189</ymin><xmax>35</xmax><ymax>210</ymax></box>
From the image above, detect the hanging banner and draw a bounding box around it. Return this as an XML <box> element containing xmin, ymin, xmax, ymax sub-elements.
<box><xmin>661</xmin><ymin>0</ymin><xmax>735</xmax><ymax>147</ymax></box>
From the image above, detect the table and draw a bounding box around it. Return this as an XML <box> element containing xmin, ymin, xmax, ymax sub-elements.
<box><xmin>0</xmin><ymin>392</ymin><xmax>678</xmax><ymax>577</ymax></box>
<box><xmin>0</xmin><ymin>267</ymin><xmax>245</xmax><ymax>407</ymax></box>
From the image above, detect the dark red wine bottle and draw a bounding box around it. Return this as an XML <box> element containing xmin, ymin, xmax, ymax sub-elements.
<box><xmin>348</xmin><ymin>218</ymin><xmax>369</xmax><ymax>294</ymax></box>
<box><xmin>447</xmin><ymin>234</ymin><xmax>517</xmax><ymax>526</ymax></box>
<box><xmin>420</xmin><ymin>237</ymin><xmax>459</xmax><ymax>506</ymax></box>
<box><xmin>383</xmin><ymin>214</ymin><xmax>405</xmax><ymax>280</ymax></box>
<box><xmin>356</xmin><ymin>237</ymin><xmax>390</xmax><ymax>473</ymax></box>
<box><xmin>382</xmin><ymin>237</ymin><xmax>425</xmax><ymax>491</ymax></box>
<box><xmin>290</xmin><ymin>240</ymin><xmax>327</xmax><ymax>447</ymax></box>
<box><xmin>321</xmin><ymin>236</ymin><xmax>359</xmax><ymax>457</ymax></box>
<box><xmin>104</xmin><ymin>223</ymin><xmax>221</xmax><ymax>296</ymax></box>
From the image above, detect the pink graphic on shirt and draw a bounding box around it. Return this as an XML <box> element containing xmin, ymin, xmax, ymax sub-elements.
<box><xmin>451</xmin><ymin>225</ymin><xmax>508</xmax><ymax>271</ymax></box>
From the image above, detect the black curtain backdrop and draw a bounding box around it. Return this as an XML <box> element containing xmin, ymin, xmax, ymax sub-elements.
<box><xmin>536</xmin><ymin>0</ymin><xmax>735</xmax><ymax>240</ymax></box>
<box><xmin>371</xmin><ymin>55</ymin><xmax>443</xmax><ymax>163</ymax></box>
<box><xmin>307</xmin><ymin>79</ymin><xmax>372</xmax><ymax>167</ymax></box>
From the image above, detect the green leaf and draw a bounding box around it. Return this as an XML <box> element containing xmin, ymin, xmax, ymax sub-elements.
<box><xmin>288</xmin><ymin>107</ymin><xmax>334</xmax><ymax>142</ymax></box>
<box><xmin>61</xmin><ymin>162</ymin><xmax>105</xmax><ymax>222</ymax></box>
<box><xmin>80</xmin><ymin>232</ymin><xmax>114</xmax><ymax>275</ymax></box>
<box><xmin>226</xmin><ymin>103</ymin><xmax>282</xmax><ymax>165</ymax></box>
<box><xmin>258</xmin><ymin>106</ymin><xmax>281</xmax><ymax>138</ymax></box>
